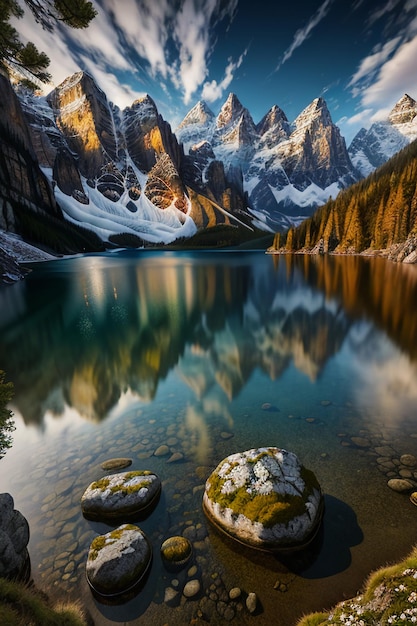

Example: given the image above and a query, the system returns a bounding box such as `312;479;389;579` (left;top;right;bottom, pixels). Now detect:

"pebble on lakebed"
202;447;323;552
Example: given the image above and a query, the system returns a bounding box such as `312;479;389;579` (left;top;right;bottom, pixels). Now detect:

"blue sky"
14;0;417;143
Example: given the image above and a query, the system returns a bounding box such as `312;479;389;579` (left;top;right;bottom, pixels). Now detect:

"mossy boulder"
202;447;323;552
86;524;151;596
81;470;161;521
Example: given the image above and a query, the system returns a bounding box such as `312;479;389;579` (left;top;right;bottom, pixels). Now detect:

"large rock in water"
0;493;30;579
86;524;151;596
202;447;323;552
81;470;161;521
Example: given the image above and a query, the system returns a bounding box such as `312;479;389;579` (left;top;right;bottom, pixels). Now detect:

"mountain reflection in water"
1;251;417;626
0;251;416;426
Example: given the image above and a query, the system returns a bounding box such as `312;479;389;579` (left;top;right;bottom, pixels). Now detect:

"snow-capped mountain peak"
293;97;332;132
216;92;251;129
388;93;417;125
349;93;417;177
256;104;289;136
175;91;356;231
176;100;214;129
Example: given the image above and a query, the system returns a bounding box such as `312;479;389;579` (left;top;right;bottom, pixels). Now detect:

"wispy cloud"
360;35;417;107
347;37;401;93
275;0;334;71
102;0;240;105
12;0;241;109
346;0;417;128
201;50;247;103
366;0;403;26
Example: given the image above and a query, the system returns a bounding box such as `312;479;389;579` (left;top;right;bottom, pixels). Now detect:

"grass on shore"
0;577;89;626
297;545;417;625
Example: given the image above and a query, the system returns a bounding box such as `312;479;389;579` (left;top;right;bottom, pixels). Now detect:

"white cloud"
346;1;417;135
171;0;240;105
201;51;247;103
103;0;172;79
360;35;417;106
276;0;334;70
10;9;79;89
347;37;401;88
171;0;213;104
12;0;241;111
344;108;374;126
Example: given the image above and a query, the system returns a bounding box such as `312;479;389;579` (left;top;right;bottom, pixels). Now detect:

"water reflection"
1;252;417;428
1;251;417;626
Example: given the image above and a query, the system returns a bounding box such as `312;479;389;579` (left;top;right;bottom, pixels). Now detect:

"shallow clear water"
1;250;417;625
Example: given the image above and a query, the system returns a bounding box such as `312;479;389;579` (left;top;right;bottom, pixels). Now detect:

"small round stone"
400;454;417;468
183;579;200;598
164;587;179;605
167;452;184;463
154;445;170;457
351;437;370;448
161;536;192;567
100;458;132;470
188;565;198;577
387;478;414;493
246;592;257;613
229;587;241;600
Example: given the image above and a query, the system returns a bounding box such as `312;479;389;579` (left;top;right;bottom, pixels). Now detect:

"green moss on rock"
203;447;323;551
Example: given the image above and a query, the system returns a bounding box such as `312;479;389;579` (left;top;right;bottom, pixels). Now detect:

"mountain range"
1;69;417;261
272;137;417;263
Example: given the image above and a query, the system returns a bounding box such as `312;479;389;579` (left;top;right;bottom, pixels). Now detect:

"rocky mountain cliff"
348;94;417;177
0;71;104;255
2;68;417;259
1;71;254;255
177;94;356;231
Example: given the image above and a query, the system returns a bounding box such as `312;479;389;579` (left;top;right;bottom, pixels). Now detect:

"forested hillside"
270;139;417;262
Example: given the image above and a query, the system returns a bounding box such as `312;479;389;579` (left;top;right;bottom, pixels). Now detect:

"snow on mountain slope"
177;93;355;230
349;94;417;177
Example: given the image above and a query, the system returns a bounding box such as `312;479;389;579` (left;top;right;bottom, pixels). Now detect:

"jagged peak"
395;93;416;107
256;104;289;135
53;70;97;94
388;93;417;125
177;100;214;129
216;92;254;130
293;96;332;129
217;93;243;119
131;94;157;109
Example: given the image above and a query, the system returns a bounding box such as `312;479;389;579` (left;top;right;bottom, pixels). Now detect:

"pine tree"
0;0;96;84
343;197;364;251
410;184;417;233
372;196;387;249
286;227;295;251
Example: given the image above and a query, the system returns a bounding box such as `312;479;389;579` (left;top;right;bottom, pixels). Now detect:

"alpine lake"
1;249;417;626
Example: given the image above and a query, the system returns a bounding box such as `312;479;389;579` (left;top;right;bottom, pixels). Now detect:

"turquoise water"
1;251;417;625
